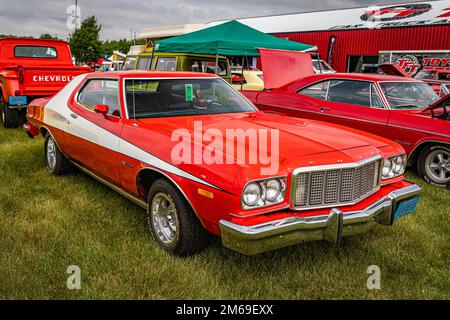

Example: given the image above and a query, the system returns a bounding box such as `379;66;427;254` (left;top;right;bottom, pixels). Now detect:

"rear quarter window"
297;81;329;100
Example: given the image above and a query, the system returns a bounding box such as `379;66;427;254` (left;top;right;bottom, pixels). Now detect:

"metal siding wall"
275;26;450;72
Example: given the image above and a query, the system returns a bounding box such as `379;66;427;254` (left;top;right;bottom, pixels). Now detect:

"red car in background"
242;72;450;188
380;63;450;97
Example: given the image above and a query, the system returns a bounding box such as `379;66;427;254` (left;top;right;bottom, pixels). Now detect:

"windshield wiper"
393;104;422;109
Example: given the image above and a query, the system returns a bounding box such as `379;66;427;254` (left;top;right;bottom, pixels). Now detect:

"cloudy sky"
0;0;421;40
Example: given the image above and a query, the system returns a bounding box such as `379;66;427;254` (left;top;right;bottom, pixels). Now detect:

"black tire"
417;144;450;188
146;178;209;256
44;134;72;175
1;96;19;129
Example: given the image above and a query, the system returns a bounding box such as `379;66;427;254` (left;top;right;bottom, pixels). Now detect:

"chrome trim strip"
71;161;147;209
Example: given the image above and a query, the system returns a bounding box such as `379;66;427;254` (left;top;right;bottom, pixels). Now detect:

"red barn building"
209;1;450;73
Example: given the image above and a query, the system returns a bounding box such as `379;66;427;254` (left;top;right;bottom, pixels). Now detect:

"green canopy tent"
154;20;315;57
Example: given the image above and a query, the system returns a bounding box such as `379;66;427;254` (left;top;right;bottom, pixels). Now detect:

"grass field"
0;126;448;300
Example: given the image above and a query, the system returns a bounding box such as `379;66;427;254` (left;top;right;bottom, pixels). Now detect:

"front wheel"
44;134;72;175
417;145;450;188
146;179;209;256
0;96;19;129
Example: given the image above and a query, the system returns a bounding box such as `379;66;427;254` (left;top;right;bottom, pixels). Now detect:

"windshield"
379;82;440;110
414;70;436;80
125;78;256;119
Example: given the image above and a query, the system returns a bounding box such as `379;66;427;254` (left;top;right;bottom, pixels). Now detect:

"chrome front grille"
291;156;381;210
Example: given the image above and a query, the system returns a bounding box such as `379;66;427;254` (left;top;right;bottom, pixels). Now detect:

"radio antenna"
132;78;136;123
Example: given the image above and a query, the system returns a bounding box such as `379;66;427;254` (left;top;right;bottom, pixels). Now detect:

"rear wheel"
146;179;209;256
44;134;72;175
0;96;19;129
417;145;450;188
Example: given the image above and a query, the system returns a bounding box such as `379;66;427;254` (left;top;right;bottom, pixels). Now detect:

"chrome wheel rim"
151;192;178;245
425;149;450;184
46;138;57;171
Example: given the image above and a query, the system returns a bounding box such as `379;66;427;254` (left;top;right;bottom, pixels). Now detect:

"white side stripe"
44;75;222;191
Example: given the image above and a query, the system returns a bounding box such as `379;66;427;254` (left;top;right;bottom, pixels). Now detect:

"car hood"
133;112;388;194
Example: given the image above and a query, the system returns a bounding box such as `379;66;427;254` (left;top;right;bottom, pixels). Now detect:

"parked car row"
2;38;445;256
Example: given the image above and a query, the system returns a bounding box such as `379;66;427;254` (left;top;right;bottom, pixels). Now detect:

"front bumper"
219;183;422;255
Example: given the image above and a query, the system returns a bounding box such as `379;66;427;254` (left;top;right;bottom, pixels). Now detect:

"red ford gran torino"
25;71;421;256
243;71;450;188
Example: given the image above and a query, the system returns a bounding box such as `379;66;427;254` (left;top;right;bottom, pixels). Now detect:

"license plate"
394;197;419;221
9;96;27;106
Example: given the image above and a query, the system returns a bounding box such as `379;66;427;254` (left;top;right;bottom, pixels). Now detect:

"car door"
65;78;124;184
317;79;390;137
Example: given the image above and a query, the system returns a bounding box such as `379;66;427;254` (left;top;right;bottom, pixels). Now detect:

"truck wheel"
417;144;450;188
0;96;19;129
44;134;71;175
146;178;209;256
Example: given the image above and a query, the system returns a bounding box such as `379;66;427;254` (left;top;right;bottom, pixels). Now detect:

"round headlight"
243;183;262;207
382;158;393;177
265;179;281;202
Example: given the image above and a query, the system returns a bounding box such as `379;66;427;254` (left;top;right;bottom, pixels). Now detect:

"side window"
78;79;121;117
136;57;151;70
201;61;227;76
297;81;329;100
371;84;385;109
190;60;227;76
438;73;450;81
123;57;136;70
328;80;371;107
156;57;176;71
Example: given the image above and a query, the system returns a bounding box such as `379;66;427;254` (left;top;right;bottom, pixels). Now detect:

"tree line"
1;16;146;64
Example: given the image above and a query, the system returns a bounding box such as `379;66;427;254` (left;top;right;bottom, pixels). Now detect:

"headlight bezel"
382;154;407;180
241;177;287;210
242;182;262;207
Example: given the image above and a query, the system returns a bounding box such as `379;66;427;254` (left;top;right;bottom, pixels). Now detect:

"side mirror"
94;104;109;116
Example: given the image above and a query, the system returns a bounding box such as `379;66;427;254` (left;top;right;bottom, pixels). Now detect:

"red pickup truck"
0;38;90;128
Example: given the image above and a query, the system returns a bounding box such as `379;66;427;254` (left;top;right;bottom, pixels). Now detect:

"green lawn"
0;126;448;300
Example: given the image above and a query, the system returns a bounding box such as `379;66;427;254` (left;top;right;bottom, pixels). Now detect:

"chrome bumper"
220;184;422;255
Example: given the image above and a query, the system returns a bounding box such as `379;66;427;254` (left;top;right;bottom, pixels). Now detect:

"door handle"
70;113;78;119
320;107;331;113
